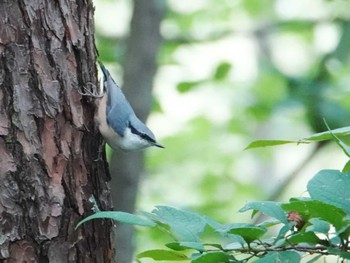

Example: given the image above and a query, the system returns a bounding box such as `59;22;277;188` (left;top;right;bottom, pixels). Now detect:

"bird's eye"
141;133;156;143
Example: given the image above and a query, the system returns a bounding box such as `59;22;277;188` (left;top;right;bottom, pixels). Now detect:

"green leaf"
274;222;295;244
254;251;301;263
166;242;188;251
177;81;200;93
243;0;274;17
282;200;346;230
166;241;204;251
204;243;223;250
306;126;350;142
257;220;281;229
307;170;350;215
287;231;323;245
148;206;207;242
75;211;155;229
225;224;266;244
213;62;232;80
239;201;288;224
224;234;247;247
245;126;350;150
306;218;330;234
327;248;350;259
329;235;341;245
204;216;229;234
191;251;231;263
136;249;188;261
337;222;350;238
342;160;350;173
180;242;204;251
324;121;350;157
245;140;298;150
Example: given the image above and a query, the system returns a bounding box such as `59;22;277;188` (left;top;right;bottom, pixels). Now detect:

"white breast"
117;127;151;151
94;95;150;151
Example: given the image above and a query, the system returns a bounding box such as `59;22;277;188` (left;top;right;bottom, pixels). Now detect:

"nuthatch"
84;62;164;151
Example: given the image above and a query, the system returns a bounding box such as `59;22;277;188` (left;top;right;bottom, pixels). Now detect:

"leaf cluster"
77;126;350;262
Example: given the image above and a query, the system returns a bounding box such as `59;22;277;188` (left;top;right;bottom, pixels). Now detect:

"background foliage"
94;0;350;261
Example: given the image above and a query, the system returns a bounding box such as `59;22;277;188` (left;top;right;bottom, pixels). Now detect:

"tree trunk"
0;1;112;262
109;0;166;262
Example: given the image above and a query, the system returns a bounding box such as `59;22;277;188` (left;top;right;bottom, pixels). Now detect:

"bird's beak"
153;142;165;148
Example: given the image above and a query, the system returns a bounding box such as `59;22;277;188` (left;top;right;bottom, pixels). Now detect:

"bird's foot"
79;82;104;98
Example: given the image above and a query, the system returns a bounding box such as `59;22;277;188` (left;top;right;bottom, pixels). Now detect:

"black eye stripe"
129;123;156;143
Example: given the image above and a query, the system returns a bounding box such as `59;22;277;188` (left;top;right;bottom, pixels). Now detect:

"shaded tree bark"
108;0;166;262
0;0;112;262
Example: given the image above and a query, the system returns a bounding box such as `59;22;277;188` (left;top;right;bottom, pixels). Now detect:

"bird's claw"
79;82;104;98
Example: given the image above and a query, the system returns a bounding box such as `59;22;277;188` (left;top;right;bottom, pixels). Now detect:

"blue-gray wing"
99;63;134;136
106;80;134;136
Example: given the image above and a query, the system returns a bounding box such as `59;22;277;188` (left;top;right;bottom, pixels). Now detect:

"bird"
84;62;164;151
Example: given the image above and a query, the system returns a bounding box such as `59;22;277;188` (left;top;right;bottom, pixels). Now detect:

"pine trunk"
0;1;112;262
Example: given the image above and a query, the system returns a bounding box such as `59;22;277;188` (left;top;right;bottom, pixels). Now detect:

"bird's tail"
97;61;109;95
97;61;123;111
98;61;109;81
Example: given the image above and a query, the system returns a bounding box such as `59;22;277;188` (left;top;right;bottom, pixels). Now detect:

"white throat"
117;127;151;151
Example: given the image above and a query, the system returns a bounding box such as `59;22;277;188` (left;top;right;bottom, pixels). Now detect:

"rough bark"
0;0;112;262
109;0;166;262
